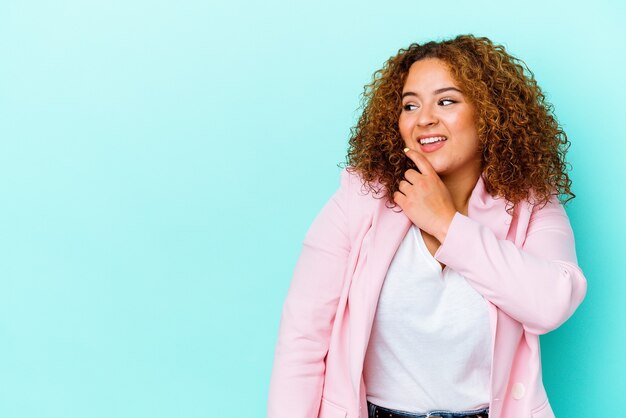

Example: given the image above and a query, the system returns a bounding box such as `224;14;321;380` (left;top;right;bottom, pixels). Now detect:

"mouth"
418;136;447;145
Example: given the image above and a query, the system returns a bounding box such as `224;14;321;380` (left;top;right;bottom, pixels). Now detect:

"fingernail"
403;147;410;153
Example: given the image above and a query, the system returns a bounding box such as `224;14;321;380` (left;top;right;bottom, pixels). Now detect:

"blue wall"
0;1;623;416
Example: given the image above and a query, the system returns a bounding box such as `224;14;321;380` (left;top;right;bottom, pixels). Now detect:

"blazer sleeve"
267;170;352;418
434;197;587;335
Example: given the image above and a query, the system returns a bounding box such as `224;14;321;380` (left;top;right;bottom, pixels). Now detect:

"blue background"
1;0;624;416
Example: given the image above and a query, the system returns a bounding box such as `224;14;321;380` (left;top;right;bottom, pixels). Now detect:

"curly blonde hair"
343;34;574;211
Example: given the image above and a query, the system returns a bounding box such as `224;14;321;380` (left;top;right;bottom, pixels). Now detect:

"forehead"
403;58;459;92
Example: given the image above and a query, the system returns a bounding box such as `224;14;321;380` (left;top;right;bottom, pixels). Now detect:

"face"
399;58;482;182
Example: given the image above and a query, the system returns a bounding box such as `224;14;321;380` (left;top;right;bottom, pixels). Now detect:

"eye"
439;98;457;106
402;103;418;111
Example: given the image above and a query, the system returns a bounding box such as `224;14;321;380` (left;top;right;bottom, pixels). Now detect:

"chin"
423;157;447;173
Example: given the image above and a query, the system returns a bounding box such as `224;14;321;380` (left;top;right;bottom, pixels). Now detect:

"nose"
416;105;438;127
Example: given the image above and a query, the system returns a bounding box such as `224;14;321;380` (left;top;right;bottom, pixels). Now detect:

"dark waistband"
367;401;489;418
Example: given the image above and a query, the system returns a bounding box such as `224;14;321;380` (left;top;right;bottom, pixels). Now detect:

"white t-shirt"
363;224;492;413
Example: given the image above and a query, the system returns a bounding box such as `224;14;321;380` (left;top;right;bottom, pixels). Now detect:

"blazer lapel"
348;199;411;389
467;175;512;241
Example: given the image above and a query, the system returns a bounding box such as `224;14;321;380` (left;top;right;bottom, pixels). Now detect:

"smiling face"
399;58;482;183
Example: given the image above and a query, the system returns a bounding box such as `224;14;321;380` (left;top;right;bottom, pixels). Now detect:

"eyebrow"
401;87;462;98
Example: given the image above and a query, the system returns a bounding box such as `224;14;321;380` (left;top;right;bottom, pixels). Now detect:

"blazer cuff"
434;212;476;266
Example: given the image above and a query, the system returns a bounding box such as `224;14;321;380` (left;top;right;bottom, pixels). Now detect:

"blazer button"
512;382;526;400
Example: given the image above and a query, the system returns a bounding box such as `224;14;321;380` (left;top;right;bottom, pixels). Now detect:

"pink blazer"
268;168;587;418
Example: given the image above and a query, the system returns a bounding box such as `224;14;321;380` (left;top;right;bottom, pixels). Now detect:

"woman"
268;35;586;418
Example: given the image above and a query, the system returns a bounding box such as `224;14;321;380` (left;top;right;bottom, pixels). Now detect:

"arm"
267;170;351;418
434;198;587;335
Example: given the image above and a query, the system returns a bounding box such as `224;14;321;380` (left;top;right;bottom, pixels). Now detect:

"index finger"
403;147;436;176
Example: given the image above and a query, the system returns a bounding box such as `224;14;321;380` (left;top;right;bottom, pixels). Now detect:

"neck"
440;171;481;216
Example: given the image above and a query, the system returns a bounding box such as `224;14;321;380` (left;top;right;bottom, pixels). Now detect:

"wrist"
435;211;456;244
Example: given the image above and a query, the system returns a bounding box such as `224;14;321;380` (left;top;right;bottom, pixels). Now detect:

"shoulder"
526;194;571;230
506;191;573;246
478;174;568;221
338;167;388;210
302;168;385;249
517;185;570;222
338;167;363;189
332;168;394;239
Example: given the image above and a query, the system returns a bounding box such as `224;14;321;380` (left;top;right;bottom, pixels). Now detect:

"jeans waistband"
367;401;489;418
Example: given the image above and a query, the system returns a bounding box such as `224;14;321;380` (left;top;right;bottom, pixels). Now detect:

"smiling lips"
418;135;448;152
419;135;447;145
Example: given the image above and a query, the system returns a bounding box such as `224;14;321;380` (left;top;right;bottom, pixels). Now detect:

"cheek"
449;112;478;142
459;110;478;134
398;114;412;139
